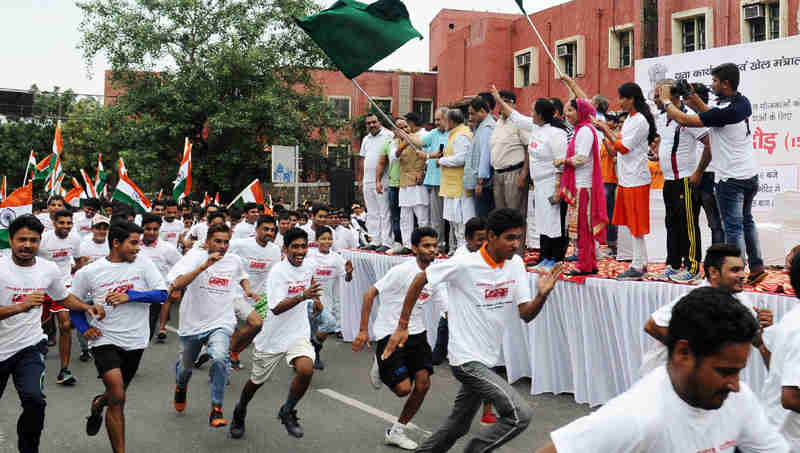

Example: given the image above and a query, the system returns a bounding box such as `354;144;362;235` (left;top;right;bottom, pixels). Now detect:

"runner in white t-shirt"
307;226;352;370
0;214;102;452
77;215;111;268
228;228;321;440
159;200;185;247
37;208;82;385
168;222;256;428
538;286;788;453
227;215;282;370
641;244;773;376
231;202;260;240
70;220;167;452
73;198;101;238
353;227;441;450
36;194;67;233
381;208;564;452
138;213;183;343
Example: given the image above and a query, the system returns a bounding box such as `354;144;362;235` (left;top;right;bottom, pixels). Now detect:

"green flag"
296;0;423;79
515;0;526;14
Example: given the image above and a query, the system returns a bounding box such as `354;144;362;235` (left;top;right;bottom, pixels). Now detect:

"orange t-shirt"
600;142;618;184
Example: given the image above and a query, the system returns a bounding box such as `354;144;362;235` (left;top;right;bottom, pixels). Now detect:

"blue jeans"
475;180;494;218
388;186;402;244
308;302;337;337
0;341;47;453
699;172;725;245
604;182;618;246
176;327;231;407
716;175;763;269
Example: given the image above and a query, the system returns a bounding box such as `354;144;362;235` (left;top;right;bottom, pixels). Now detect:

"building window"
328;96;351;121
742;1;784;42
554;35;584;78
373;98;392;116
514;47;538;88
671;8;713;54
608;25;633;69
519;52;532;86
328;144;352;169
413;99;433;123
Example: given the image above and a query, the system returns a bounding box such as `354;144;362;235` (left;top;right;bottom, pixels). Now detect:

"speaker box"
329;168;355;210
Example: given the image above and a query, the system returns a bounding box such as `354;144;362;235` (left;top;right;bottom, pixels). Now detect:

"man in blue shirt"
469;96;496;218
411;107;449;250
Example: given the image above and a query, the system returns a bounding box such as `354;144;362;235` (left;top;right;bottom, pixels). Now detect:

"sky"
0;0;568;97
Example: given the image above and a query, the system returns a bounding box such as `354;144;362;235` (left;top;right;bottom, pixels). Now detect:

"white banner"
271;145;296;184
635;36;800;215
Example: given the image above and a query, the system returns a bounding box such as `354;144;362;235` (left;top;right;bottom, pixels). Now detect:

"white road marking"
317;388;432;436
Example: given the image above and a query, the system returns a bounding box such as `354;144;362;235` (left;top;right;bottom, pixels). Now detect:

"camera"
670;79;693;97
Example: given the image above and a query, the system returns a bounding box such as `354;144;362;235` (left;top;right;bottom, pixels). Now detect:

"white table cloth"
340;250;797;406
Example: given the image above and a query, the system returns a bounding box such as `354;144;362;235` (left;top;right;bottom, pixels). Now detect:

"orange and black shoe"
174;385;188;412
231;351;241;370
209;406;227;428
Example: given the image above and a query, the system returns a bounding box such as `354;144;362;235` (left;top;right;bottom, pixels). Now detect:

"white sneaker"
385;425;418;451
369;358;382;390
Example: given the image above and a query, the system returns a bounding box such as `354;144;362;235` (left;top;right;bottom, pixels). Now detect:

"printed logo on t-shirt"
288;285;306;295
417;289;431;305
167;232;177;239
529;141;539;150
250;261;267;270
51;250;69;260
208;276;230;288
315;269;332;277
80;226;91;232
475;280;515;309
699;440;736;453
11;293;28;304
484;287;509;299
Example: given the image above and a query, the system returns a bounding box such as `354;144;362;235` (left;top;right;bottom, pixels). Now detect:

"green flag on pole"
515;0;526;13
295;0;423;79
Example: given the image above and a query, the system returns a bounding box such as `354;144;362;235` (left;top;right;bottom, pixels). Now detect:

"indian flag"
0;176;6;202
34;154;53;182
118;157;128;177
0;182;33;249
113;173;151;214
65;177;84;207
48;121;64;194
172;138;192;200
213;192;220;206
23;151;36;186
200;192;211;208
81;169;98;198
228;179;264;208
94;154;107;197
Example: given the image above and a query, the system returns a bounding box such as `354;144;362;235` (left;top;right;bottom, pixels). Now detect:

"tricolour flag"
0;182;33;249
295;0;422;79
228;179;265;208
172;138;192;200
48;121;64;194
94;154;107;198
23;151;36;186
118;157;128;177
34;154;53;182
0;176;6;202
81;169;98;198
201;192;211;208
53;173;65;196
213;192;220;206
113;173;151;214
65;177;84;207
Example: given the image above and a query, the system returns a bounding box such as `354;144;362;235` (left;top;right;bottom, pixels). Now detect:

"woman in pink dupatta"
555;98;608;275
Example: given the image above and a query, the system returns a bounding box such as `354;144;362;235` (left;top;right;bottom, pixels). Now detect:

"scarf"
560;98;608;242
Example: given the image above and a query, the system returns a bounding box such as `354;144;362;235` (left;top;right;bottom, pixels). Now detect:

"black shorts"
91;345;144;386
375;332;433;389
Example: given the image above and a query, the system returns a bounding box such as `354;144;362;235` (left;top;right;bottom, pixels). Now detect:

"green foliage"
76;0;344;200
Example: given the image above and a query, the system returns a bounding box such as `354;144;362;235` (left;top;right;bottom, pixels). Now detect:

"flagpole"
519;13;564;78
351;78;423;151
23;152;31;187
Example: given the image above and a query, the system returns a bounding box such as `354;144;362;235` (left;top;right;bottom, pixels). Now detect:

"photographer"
659;63;765;284
652;79;711;283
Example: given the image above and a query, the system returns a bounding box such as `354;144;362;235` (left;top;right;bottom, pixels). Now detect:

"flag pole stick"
22;153;30;187
519;12;565;79
351;78;423;151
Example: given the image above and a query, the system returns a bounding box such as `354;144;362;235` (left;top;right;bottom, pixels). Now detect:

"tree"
77;0;344;200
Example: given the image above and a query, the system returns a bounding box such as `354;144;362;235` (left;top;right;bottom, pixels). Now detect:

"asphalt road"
0;311;592;453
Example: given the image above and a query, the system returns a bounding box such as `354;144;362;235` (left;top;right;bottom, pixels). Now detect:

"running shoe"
157;330;167;343
86;394;105;436
57;368;77;385
616;266;647;281
174;385;188;412
278;406;304;438
231;351;241;370
209;406;227;428
651;265;679;282
312;340;325;370
194;351;211;368
230;403;247;439
670;270;701;284
79;351;92;362
385;425;418;450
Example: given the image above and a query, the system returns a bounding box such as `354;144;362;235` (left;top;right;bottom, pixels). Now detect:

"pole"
520;14;564;79
350;79;422;151
294;145;300;210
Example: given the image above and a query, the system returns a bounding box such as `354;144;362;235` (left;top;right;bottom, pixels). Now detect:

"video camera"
670;79;711;99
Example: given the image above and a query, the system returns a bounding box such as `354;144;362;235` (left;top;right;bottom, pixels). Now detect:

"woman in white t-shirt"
595;82;657;280
556;98;608;276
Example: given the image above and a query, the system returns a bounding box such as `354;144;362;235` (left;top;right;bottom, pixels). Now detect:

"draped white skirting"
340;250;797;406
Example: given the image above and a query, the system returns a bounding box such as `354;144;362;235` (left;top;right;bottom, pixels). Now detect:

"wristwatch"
663;100;673;108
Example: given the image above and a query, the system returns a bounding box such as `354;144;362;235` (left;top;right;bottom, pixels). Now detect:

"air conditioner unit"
556;44;573;57
516;52;532;66
744;4;765;20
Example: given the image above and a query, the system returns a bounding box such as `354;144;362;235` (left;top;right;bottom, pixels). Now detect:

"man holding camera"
660;63;765;284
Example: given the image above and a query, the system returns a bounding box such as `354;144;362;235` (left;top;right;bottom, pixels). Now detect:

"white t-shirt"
303;223;333;248
78;237;109;264
35;213;53;232
640;283;755;376
274;232;284;249
255;259;315;354
232;221;256;240
360;128;394;185
425;249;532;367
571;126;599;189
333;226;358;252
308;249;346;315
698;95;759;182
38;229;81;279
551;365;788;453
138;241;182;279
167;248;247;336
73;211;93;238
373;259;446;340
528;123;567;183
228;238;281;295
188;222;208;243
71;256;167;350
159;219;185;247
617;112;652;188
0;256;69;362
656;111;709;180
762;305;800;450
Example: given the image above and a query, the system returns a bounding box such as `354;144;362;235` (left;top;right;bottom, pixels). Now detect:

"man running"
35;195;66;232
38;209;82;385
70;220;167;453
382;208;563;452
232;202;260;240
353;227;443;450
307;226;352;368
275;211;291;248
301;204;331;247
227;215;281;369
0;215;103;453
536;287;788;453
159;200;184;248
73;198;101;238
229;227;320;440
138;213;182;343
75;214;111;362
168;223;256;427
